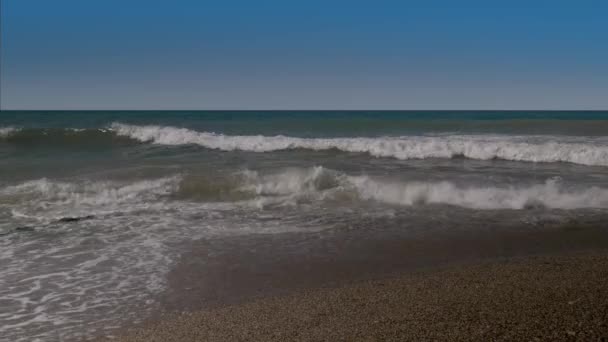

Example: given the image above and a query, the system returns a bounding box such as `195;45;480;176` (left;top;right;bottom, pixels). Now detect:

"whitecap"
110;123;608;166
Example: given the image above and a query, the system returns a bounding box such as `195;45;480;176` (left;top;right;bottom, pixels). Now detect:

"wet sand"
114;251;608;341
103;220;608;342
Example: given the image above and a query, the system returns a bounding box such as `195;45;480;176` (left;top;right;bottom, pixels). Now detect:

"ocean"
1;111;608;341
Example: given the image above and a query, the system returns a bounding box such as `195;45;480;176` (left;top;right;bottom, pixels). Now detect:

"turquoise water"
1;110;608;341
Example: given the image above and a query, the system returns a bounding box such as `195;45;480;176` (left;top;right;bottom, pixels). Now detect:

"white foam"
0;177;184;342
239;166;343;196
349;176;608;210
0;126;18;138
110;123;608;166
3;169;608;213
231;167;608;210
1;176;181;218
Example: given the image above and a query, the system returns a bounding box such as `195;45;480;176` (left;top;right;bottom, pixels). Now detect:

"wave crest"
0;127;18;138
110;123;608;166
177;167;608;210
3;124;607;166
1;176;181;223
349;176;608;210
2;169;608;213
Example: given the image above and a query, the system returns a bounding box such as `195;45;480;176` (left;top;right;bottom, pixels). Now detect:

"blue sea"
1;111;608;341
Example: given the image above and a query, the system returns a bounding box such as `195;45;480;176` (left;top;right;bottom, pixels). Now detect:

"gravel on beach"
112;251;608;342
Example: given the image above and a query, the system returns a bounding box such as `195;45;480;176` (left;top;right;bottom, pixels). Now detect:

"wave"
181;167;608;209
0;127;18;138
2;124;607;166
349;176;608;210
110;123;608;166
233;167;608;210
1;176;179;203
2;169;608;214
0;177;181;224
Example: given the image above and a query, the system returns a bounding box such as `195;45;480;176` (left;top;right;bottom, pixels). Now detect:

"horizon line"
2;109;608;112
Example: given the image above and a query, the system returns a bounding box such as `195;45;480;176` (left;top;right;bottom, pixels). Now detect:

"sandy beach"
108;222;608;342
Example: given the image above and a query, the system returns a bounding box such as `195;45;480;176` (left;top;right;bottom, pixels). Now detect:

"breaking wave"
0;126;18;138
110;123;608;166
3;168;608;213
234;167;608;210
0;176;181;225
348;175;608;210
2;124;607;166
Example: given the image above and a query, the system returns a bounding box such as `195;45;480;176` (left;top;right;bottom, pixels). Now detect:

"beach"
113;251;608;341
107;220;608;342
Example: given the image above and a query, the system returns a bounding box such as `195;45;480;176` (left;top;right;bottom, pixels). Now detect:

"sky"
1;0;607;110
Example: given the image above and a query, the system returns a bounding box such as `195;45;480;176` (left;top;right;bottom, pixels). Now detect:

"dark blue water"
2;110;608;136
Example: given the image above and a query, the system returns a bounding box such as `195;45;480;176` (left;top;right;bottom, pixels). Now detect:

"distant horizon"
2;109;608;112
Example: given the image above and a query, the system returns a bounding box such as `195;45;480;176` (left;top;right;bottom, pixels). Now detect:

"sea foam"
234;166;608;210
348;175;608;210
0;126;18;138
4;169;607;213
110;123;608;166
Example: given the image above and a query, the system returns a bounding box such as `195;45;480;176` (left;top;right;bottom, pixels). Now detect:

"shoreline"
111;250;608;341
105;222;608;341
160;220;608;311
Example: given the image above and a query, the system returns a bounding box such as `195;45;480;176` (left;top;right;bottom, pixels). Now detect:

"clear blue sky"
1;0;607;110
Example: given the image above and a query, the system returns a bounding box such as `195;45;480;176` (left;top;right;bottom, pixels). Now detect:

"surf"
3;124;607;167
110;123;608;167
4;168;608;214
